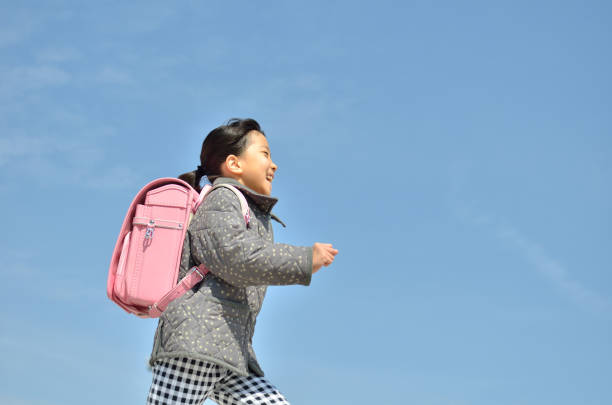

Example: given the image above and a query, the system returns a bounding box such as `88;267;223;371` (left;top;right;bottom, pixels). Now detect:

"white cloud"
0;135;53;165
0;48;139;191
0;133;93;164
91;165;141;190
0;396;59;405
0;9;37;48
449;165;610;313
496;224;610;312
1;259;99;303
35;47;80;63
0;65;71;92
118;3;177;34
96;66;134;85
0;117;138;190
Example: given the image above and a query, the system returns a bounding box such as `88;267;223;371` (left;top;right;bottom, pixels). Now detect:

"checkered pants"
147;357;291;405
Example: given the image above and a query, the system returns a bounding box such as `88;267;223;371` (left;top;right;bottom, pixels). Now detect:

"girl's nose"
271;161;278;172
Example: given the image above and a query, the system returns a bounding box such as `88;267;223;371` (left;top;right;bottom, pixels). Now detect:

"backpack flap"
107;177;198;316
107;178;251;318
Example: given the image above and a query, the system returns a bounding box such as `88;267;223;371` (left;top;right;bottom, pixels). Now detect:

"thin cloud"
0;65;71;92
496;224;610;312
1;260;99;303
0;134;53;166
0;396;59;405
0;53;137;191
95;66;134;85
0;133;139;190
449;163;610;313
0;9;37;48
35;46;81;63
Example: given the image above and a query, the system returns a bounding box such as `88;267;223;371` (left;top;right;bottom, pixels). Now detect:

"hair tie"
196;165;206;177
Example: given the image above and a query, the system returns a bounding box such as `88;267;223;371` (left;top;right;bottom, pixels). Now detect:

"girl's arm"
188;187;313;288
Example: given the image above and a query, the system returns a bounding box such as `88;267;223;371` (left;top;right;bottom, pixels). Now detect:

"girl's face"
236;131;277;195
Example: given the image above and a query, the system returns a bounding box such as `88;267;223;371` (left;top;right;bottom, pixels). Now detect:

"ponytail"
178;169;205;193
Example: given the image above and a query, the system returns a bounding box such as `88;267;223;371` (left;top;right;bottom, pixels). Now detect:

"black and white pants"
147;357;291;405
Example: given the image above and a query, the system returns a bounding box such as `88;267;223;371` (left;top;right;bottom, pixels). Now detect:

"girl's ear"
224;154;243;175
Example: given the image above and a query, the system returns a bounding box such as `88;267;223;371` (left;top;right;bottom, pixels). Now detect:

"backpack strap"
195;183;251;227
148;264;209;317
147;183;251;317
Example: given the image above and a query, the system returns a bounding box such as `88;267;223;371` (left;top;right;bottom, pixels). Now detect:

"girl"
147;118;338;405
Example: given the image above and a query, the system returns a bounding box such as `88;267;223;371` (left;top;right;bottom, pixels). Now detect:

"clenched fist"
312;243;339;274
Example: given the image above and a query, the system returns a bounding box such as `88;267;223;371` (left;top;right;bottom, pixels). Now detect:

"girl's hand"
312;243;339;274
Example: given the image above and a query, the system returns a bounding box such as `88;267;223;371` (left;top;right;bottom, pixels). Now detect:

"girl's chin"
251;183;271;196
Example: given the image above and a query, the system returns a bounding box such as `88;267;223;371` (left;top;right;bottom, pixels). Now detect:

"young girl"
147;118;338;405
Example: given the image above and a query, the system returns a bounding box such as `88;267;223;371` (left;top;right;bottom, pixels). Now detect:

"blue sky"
1;1;611;404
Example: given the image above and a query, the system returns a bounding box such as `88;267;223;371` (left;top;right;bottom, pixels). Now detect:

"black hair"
178;118;264;192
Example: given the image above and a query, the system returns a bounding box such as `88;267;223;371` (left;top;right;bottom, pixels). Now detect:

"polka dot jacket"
149;177;313;377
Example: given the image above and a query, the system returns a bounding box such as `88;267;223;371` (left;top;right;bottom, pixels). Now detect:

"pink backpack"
107;177;250;318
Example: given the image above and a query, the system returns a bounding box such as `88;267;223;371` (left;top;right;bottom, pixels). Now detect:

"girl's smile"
234;131;277;196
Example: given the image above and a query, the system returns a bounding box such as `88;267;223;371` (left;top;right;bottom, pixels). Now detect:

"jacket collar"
212;178;284;225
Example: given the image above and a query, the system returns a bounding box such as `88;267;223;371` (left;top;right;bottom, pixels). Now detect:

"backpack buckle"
145;220;155;240
192;266;206;279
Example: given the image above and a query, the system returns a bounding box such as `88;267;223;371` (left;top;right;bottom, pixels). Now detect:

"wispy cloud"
95;66;134;85
0;134;53;166
0;60;138;190
0;133;139;190
0;64;71;95
0;8;38;48
35;46;81;63
449;162;610;313
0;258;100;303
0;396;59;405
1;25;139;191
495;224;610;312
0;4;77;50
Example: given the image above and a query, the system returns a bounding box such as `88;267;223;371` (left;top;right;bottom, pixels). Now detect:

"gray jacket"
149;177;313;376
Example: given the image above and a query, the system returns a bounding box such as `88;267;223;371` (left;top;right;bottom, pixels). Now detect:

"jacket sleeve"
188;187;313;288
